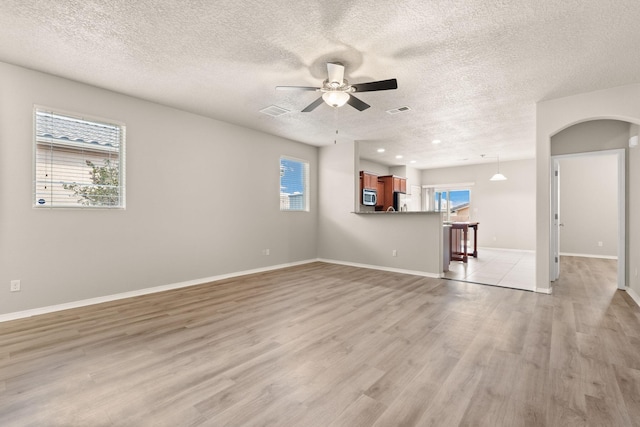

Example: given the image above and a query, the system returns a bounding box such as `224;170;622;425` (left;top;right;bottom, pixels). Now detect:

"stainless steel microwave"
362;189;377;206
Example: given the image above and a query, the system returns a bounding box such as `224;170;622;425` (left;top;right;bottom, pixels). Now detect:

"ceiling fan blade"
351;78;398;92
276;86;320;91
301;97;324;112
327;62;345;84
346;95;370;111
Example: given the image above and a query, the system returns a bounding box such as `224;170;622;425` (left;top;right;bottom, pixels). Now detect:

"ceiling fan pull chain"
334;107;339;144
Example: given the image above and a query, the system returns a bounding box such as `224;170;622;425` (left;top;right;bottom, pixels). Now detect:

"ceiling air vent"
260;105;290;117
386;106;411;115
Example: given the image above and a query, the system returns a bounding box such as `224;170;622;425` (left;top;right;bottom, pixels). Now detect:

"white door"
550;159;560;281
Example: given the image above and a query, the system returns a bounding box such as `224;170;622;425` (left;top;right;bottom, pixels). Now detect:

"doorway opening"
550;149;625;290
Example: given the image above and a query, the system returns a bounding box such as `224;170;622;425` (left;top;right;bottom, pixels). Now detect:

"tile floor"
444;247;536;291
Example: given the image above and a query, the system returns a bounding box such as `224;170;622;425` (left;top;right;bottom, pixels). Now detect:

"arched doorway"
535;83;640;297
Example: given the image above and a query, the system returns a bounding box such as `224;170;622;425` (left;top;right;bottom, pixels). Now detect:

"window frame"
279;156;309;212
424;182;474;221
33;106;126;209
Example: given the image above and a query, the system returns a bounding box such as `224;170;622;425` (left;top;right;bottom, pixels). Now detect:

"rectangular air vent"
260;105;290;117
386;106;412;115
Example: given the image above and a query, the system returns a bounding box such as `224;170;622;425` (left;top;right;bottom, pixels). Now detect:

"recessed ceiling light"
432;139;442;144
377;148;385;153
410;160;417;164
395;155;403;159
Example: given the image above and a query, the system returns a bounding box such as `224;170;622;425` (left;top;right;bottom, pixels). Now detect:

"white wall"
421;159;536;251
0;61;318;316
557;154;618;258
536;83;640;296
318;142;443;276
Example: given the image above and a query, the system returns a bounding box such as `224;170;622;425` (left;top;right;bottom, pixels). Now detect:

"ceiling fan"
276;62;398;112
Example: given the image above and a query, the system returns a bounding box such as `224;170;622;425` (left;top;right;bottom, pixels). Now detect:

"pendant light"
490;155;507;181
482;154;507;181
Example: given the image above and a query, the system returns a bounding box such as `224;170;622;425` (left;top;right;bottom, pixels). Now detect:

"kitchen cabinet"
359;171;378;190
377;175;407;211
392;176;406;193
376;180;386;209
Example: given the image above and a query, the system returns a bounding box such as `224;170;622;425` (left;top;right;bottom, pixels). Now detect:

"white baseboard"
560;252;618;260
0;259;318;323
626;287;640;308
477;247;535;254
534;286;553;295
318;258;441;279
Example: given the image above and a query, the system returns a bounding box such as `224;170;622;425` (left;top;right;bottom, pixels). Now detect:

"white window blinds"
280;157;309;211
34;108;125;208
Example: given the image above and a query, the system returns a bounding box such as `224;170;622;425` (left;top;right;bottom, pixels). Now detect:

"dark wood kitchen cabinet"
377;175;407;211
359;171;378;190
378;175;407;193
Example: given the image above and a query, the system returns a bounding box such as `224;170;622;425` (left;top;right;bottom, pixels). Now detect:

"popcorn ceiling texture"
1;0;640;169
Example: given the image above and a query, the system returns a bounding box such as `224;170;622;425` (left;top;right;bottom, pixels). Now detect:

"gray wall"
557;154;618;258
551;119;631;155
359;159;389;176
0;62;318;315
318;142;443;276
631;131;640;291
421;159;536;251
389;165;422;194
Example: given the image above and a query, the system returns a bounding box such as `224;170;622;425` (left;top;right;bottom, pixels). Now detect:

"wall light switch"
10;280;20;292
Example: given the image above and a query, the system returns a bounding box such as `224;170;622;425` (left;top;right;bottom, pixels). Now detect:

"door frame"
550;148;626;289
550;159;560;281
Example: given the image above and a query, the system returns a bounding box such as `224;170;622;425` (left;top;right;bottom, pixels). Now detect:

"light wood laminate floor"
1;257;640;426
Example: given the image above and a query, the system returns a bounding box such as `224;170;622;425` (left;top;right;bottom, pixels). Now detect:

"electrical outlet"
392;249;397;257
598;241;603;247
263;249;270;256
10;280;20;292
635;268;638;277
493;236;497;241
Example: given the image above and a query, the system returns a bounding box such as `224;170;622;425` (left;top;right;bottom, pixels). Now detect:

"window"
425;184;472;221
34;108;125;208
435;189;471;221
280;157;309;211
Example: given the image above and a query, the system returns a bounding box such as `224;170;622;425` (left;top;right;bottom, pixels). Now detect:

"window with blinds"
34;108;125;208
280;157;309;211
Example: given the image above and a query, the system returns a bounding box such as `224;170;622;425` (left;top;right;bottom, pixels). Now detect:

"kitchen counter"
353;210;442;214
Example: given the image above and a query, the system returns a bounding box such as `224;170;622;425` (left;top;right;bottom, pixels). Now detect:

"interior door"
550;159;560;281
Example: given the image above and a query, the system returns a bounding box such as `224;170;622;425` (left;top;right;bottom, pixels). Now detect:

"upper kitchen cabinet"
379;175;406;193
377;175;407;211
360;171;378;190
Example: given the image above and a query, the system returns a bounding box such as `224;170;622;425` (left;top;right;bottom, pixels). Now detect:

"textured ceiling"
2;0;640;169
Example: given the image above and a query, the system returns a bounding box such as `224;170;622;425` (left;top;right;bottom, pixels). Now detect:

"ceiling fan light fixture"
322;91;350;108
